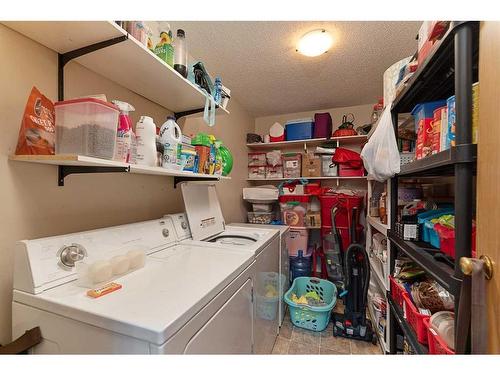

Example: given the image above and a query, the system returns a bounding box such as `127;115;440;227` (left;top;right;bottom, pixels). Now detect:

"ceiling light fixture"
296;29;333;57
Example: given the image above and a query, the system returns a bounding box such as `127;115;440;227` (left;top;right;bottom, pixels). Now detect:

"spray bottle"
112;100;135;163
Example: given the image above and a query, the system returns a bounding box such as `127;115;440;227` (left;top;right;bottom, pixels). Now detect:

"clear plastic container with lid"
55;98;119;160
279;195;309;227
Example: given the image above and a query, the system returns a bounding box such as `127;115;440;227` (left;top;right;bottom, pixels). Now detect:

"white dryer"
12;218;255;354
165;182;281;353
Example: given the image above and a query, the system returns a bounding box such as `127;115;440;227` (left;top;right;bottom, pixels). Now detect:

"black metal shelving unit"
388;21;479;355
387;294;428;354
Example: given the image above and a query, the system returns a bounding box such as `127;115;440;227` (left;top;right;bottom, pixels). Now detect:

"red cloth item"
332;148;363;169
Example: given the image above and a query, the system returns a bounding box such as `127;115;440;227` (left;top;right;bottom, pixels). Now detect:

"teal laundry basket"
284;277;337;332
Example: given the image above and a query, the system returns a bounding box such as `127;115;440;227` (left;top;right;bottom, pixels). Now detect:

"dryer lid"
180;182;225;241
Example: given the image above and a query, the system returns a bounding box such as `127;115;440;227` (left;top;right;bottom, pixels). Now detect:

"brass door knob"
460;255;494;280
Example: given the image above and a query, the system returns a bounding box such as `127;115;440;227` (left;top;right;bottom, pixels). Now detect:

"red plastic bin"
434;222;476;259
423;317;455;355
321;225;363;253
403;292;429;344
389;275;407;309
319;192;363;228
338;164;364;177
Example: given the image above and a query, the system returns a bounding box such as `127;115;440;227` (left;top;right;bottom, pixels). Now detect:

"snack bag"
15;87;55;155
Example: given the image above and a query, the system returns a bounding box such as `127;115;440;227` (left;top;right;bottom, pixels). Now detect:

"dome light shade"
296;29;333;57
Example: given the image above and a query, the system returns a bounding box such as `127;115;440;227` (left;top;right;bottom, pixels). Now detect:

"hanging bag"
360;107;400;181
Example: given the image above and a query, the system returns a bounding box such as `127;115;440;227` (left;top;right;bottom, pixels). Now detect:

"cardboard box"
302;152;321;177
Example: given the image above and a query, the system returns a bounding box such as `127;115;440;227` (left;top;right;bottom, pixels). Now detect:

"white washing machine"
164;182;281;353
12;218;256;354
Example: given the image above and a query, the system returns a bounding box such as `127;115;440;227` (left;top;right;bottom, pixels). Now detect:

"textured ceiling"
169;21;421;116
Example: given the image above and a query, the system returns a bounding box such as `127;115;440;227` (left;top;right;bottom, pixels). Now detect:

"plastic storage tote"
55;98;119;159
248;152;267;166
248;166;266;179
265;164;283;179
434;222;476;259
321;155;338;176
423;317;455;355
285;119;315;141
255;272;286;321
417;209;454;243
247;211;273;224
284;277;337;332
389;275;406;309
285;227;309;257
338;163;364;177
279;195;308;227
402;292;429;344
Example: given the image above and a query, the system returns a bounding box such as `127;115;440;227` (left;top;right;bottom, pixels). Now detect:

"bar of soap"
127;250;145;269
88;260;112;284
111;255;130;275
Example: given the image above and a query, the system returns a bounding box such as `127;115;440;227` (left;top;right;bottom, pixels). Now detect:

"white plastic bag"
361;107;400;182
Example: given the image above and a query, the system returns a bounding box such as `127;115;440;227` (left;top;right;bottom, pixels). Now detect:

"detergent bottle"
112;100;135;163
135;116;157;167
191;133;211;174
159;116;182;169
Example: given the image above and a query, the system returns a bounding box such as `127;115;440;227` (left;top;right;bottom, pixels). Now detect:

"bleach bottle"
159;116;182;169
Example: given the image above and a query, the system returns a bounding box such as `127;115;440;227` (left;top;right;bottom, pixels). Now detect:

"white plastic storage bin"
55;98;119;159
321;155;338;176
247;211;273;224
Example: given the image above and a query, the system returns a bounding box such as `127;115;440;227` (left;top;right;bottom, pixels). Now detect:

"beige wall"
0;24;252;343
254;103;374;136
254;104;373;191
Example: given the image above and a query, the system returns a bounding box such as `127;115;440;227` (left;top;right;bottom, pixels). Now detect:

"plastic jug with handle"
159;116;182;169
135;116;157;167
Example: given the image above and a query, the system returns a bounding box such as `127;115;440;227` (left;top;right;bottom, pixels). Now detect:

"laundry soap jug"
159;116;182;169
112;100;135;163
192;133;211;174
135;116;157;166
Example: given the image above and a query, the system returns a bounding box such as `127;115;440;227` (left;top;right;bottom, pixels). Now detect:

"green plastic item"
191;132;211;147
219;144;233;176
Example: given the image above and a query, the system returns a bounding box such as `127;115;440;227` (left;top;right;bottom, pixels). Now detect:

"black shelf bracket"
173;176;220;188
174;104;221;120
58;34;128;101
58;165;130;186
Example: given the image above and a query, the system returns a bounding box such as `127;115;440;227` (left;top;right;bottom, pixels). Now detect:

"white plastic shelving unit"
366;178;392;354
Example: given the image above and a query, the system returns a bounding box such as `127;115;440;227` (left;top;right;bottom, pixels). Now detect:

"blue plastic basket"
418;209;454;244
284;277;337;332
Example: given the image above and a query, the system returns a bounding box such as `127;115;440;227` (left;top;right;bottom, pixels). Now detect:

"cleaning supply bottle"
135;116;157;167
191;133;212;174
112;100;135;163
174;29;188;78
159;116;182;169
214;77;222;105
154;27;174;67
